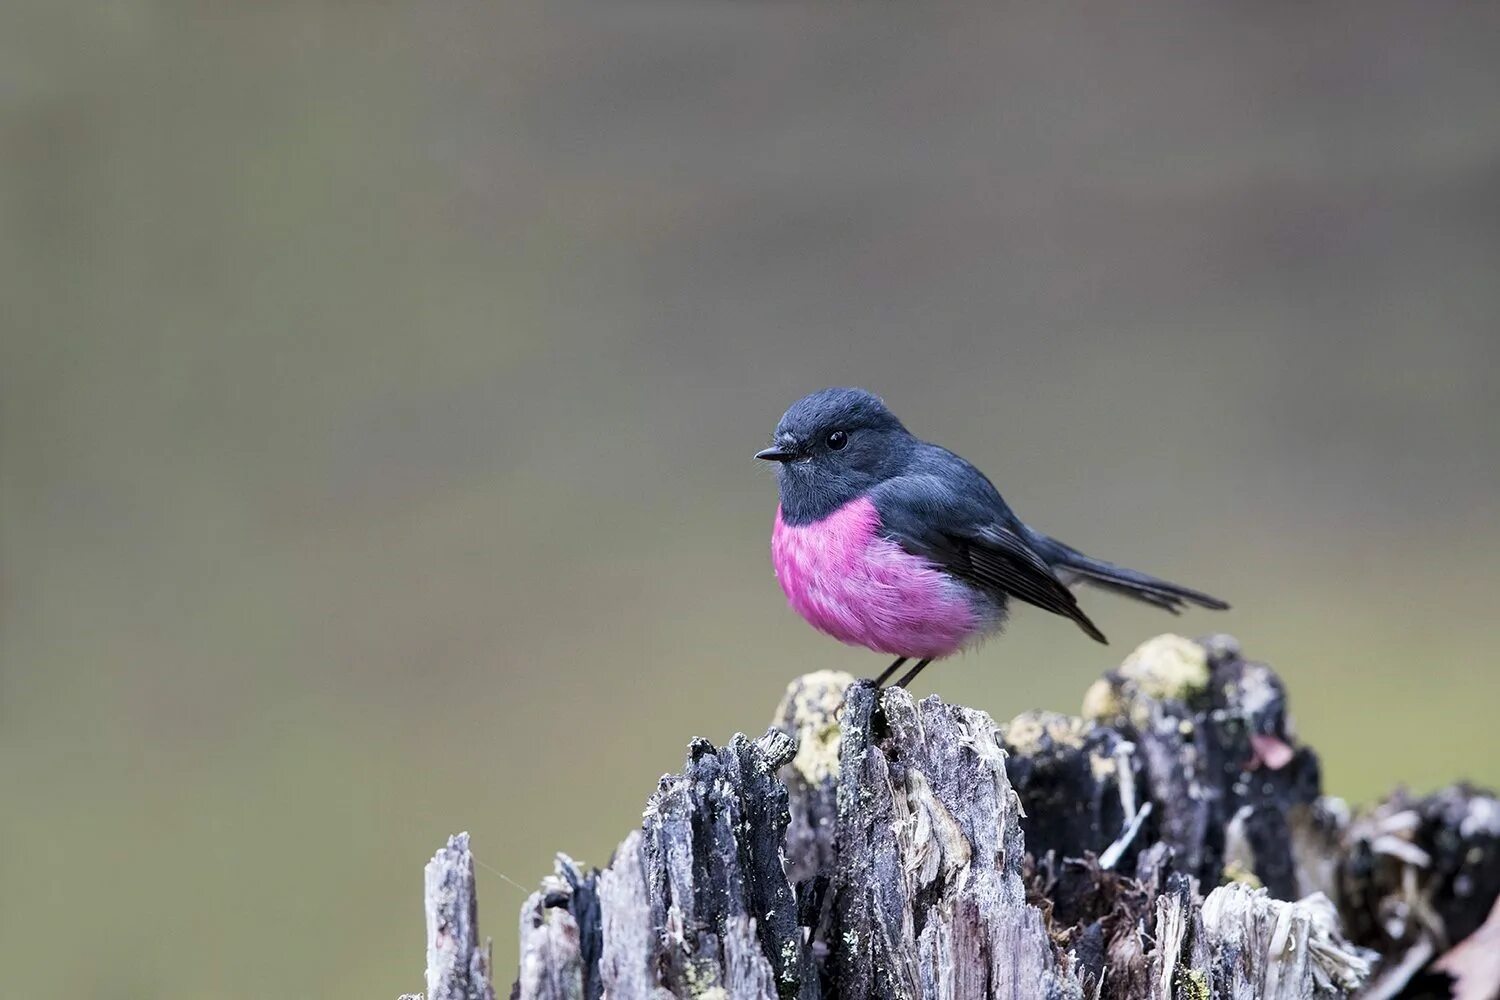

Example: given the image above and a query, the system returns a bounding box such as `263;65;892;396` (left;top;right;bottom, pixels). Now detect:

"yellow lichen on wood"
1221;859;1263;889
1118;633;1210;701
775;670;855;784
1003;709;1089;755
1181;968;1211;1000
1081;677;1122;722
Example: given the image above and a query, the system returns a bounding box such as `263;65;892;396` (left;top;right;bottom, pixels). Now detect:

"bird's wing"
870;474;1109;644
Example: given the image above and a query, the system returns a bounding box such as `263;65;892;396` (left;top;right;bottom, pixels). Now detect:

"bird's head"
757;387;915;522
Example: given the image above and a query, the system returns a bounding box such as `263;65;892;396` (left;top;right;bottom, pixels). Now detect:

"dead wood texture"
405;634;1500;1000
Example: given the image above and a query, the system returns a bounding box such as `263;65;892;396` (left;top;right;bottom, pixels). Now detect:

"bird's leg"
872;657;907;688
894;658;933;689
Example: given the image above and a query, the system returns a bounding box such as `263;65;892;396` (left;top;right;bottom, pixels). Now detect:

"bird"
757;387;1227;689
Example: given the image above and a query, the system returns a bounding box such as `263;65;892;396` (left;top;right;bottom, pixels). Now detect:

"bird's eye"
825;430;848;451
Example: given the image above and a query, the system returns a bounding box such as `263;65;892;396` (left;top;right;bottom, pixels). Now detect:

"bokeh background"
5;3;1499;997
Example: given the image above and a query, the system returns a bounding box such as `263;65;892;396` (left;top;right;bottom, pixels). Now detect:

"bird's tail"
1026;530;1230;615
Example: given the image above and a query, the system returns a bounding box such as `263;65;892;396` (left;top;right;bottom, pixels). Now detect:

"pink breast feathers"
771;498;989;659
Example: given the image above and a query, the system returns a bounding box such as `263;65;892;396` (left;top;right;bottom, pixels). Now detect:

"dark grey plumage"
759;387;1227;645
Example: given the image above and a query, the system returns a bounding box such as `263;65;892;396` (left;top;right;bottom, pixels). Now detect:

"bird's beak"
755;444;797;462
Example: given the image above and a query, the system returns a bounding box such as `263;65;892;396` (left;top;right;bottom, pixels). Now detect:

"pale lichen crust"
774;669;856;785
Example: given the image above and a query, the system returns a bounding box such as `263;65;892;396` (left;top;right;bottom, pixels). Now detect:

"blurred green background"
4;3;1499;997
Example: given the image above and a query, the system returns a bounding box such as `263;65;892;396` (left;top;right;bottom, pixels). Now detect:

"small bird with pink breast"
758;387;1228;689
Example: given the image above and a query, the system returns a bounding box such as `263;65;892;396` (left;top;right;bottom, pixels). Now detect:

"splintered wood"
409;635;1500;999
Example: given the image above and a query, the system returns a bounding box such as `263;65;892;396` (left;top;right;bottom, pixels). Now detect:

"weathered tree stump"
404;634;1500;999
